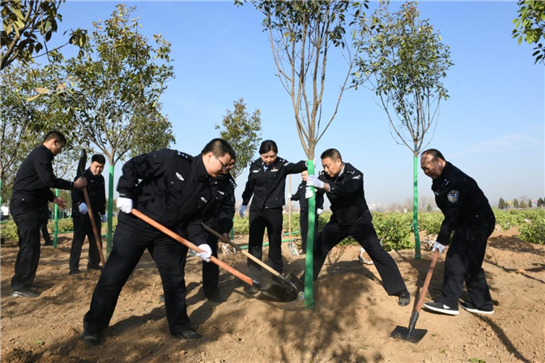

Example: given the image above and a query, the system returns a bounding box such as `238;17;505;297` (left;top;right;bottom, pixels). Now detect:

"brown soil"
1;230;544;363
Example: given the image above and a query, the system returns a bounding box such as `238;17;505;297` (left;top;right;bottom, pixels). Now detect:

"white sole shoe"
461;302;494;315
423;302;459;315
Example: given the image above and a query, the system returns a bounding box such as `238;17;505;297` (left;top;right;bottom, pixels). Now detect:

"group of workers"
7;130;496;346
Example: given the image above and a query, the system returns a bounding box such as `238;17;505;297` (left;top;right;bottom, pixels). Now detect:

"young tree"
247;0;368;308
353;1;453;258
528;199;533;208
513;198;520;209
519;200;528;209
498;197;507;209
512;0;545;64
1;0;87;70
426;204;432;212
538;197;544;207
61;4;175;254
215;98;262;180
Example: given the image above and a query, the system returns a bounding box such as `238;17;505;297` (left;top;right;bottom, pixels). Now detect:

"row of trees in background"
498;197;545;209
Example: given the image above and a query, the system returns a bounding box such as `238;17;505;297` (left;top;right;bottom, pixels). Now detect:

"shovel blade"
257;283;298;302
391;326;427;343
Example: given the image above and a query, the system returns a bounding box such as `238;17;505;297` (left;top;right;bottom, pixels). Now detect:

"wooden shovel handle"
414;249;440;313
131;209;254;286
82;188;105;266
202;223;282;278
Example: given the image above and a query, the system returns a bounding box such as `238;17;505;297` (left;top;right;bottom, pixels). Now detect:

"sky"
47;0;544;209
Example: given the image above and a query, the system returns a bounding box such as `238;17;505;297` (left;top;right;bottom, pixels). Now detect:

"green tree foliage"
528;199;533;208
353;1;453;258
498;197;507;209
249;0;368;158
520;199;528;208
1;0;88;70
59;4;174;253
514;198;520;209
426;203;432;212
537;197;544;207
129;103;175;157
512;0;545;64
215;98;262;180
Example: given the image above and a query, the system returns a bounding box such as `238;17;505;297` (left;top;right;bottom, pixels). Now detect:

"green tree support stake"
53;188;59;248
413;155;421;259
304;161;316;309
107;165;115;257
0;178;3;241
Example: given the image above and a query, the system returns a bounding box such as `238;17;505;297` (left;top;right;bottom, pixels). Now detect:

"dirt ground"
1;228;544;363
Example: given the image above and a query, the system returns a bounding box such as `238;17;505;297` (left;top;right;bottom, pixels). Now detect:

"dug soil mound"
1;230;544;363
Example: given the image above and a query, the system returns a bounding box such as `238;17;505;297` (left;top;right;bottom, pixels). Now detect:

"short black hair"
421;149;445;161
320;148;342;161
202;138;236;160
43;131;67;145
91;154;106;164
259;140;278;155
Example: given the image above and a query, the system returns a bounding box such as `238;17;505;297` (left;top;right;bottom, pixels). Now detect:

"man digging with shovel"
81;139;236;345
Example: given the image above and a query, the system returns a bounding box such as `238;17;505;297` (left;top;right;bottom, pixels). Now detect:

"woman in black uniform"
239;140;307;291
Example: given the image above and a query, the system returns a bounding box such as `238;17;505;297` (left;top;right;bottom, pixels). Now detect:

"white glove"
197;244;212;262
286;193;292;200
317;208;323;215
305;187;313;199
239;205;247;218
307;175;325;189
101;214;107;223
78;203;88;215
432;241;446;254
117;197;133;214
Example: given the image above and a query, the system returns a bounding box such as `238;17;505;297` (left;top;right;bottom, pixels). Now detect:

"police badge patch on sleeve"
447;190;459;203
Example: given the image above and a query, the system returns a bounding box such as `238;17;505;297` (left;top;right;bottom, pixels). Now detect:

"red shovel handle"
414;249;440;313
130;209;255;287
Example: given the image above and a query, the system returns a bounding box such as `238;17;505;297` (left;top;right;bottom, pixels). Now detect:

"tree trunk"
107;165;115;257
413;155;421;259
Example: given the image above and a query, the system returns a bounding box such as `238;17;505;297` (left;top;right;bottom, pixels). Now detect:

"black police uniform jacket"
72;168;106;217
202;173;237;235
318;162;370;228
432;162;494;245
12;145;73;206
117;149;212;242
291;180;324;212
241;157;307;210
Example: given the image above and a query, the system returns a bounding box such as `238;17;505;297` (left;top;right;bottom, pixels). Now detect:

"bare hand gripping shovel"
391;249;440;343
131;209;297;302
78;150;105;266
202;223;304;301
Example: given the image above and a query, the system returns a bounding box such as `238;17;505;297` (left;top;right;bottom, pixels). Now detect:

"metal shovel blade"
256;272;304;302
391;325;427;343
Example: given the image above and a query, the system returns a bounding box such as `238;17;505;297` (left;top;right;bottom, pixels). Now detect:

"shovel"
202;223;304;301
391;249;440;343
77;150;105;266
130;209;297;302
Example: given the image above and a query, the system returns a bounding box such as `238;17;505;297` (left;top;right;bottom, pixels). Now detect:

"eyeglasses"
215;155;234;171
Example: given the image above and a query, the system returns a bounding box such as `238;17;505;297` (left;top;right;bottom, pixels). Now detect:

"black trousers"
41;222;52;245
247;207;283;279
70;214;102;271
313;213;407;296
83;216;191;336
438;215;495;310
10;196;46;291
299;209;319;253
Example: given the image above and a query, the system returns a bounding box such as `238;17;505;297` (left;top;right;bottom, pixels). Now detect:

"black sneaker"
244;285;259;295
423;301;459;315
174;329;202;340
205;293;227;303
69;269;82;275
81;331;98;345
396;290;411;307
11;290;39;298
461;301;494;315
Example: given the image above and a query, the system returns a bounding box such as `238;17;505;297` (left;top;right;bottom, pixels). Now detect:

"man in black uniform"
288;170;324;254
307;148;411;306
9;131;87;297
199;170;237;302
239;140;307;287
81;139;236;345
421;149;495;315
69;154;106;275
